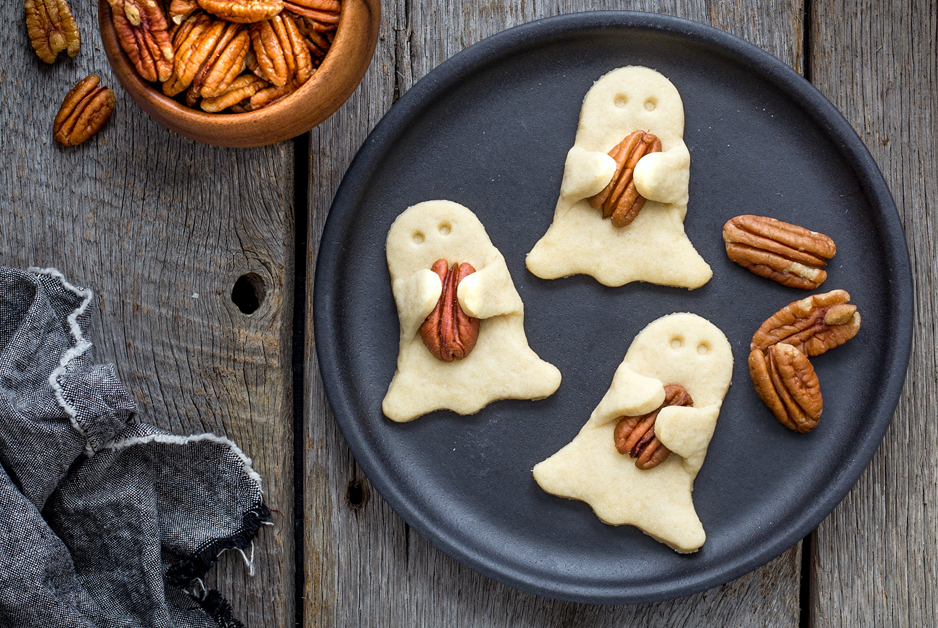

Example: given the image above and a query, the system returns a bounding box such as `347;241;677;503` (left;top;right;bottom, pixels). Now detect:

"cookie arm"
654;405;720;473
633;140;691;205
559;146;618;201
588;364;666;427
456;256;523;319
392;268;443;337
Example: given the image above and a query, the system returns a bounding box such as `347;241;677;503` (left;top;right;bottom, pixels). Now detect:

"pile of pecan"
748;290;861;432
106;0;340;113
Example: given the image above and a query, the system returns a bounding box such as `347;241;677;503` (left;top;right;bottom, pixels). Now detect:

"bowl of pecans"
98;0;380;147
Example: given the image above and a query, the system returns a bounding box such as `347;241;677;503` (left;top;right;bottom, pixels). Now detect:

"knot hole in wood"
346;479;369;510
232;272;267;314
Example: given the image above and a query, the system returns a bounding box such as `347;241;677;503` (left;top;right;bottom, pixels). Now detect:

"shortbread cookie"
383;200;562;422
526;66;712;288
533;313;732;552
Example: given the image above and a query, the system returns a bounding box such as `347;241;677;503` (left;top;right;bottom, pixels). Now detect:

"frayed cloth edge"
100;432;264;489
166;503;271;587
191;590;246;628
28;267;96;456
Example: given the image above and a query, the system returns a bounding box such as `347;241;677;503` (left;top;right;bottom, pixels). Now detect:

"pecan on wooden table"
53;75;116;146
25;0;80;64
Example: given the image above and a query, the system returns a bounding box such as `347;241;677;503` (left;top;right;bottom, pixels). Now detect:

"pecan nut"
248;16;293;86
291;13;334;64
588;130;662;228
109;0;175;83
168;0;201;24
419;260;480;362
749;343;822;433
751;289;861;357
283;0;339;24
188;23;251;102
724;215;837;289
200;73;266;111
197;0;283;23
614;384;693;470
25;0;81;64
53;75;116;147
249;82;294;110
164;13;225;96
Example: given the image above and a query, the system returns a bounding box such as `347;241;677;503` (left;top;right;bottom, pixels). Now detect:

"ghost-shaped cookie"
533;313;732;552
526;66;712;288
383;200;562;422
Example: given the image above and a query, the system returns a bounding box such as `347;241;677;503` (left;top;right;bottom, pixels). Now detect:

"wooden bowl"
98;0;380;147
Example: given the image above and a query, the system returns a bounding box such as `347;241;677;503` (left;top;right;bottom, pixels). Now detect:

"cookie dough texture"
383;200;562;422
533;313;733;552
526;66;712;288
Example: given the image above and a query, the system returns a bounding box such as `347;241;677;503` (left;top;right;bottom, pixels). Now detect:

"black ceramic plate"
314;12;913;603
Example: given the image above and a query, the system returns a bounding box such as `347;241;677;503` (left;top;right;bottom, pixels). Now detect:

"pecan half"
109;0;175;83
53;75;116;147
614;384;693;470
282;13;312;83
749;343;822;433
249;81;294;109
168;0;200;24
200;73;266;111
164;13;223;96
197;0;283;23
188;23;250;102
751;289;861;357
291;13;333;63
724;215;836;289
25;0;80;64
419;260;480;362
249;16;290;86
588;130;662;228
283;0;339;23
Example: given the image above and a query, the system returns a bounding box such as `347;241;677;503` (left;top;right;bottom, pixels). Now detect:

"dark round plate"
314;12;912;603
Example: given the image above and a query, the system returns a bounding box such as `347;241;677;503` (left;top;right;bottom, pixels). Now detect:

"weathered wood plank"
808;2;937;626
305;1;805;626
0;3;295;627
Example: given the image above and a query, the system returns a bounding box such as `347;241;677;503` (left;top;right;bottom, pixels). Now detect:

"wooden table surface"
2;0;935;626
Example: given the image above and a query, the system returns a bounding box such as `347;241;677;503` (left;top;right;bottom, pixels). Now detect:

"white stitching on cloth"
28;267;96;456
100;432;264;489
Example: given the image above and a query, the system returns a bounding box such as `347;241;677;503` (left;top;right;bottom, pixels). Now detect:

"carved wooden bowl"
98;0;381;147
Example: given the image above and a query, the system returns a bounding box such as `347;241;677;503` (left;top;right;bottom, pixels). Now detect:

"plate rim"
313;10;914;603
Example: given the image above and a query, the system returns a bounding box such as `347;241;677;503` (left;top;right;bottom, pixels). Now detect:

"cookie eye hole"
670;336;684;349
614;94;628;108
413;232;424;244
438;223;451;235
697;342;711;355
644;98;657;111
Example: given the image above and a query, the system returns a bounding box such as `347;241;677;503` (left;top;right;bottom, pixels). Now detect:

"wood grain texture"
0;2;295;627
808;1;937;626
305;1;805;626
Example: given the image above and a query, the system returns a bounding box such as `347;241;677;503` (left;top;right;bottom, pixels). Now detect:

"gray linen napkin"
0;267;270;628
